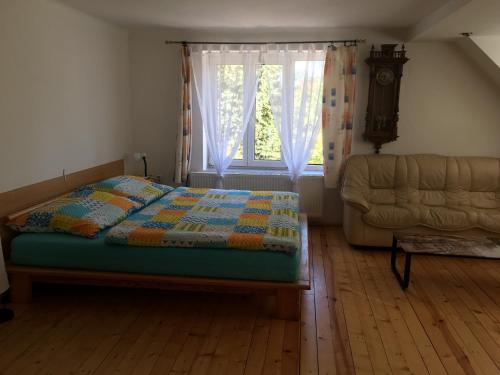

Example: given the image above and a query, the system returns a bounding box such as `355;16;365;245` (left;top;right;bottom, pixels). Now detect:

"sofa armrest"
341;189;370;213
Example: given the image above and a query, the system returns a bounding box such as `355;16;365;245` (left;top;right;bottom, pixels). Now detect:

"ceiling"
410;0;500;40
60;0;450;30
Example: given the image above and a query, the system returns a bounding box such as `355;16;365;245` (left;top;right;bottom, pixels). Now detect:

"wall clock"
363;44;408;153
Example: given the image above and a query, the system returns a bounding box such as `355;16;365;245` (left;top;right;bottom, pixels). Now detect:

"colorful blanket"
106;187;300;253
8;190;139;238
79;175;173;205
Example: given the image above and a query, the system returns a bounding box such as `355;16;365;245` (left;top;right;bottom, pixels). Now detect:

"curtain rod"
165;39;365;46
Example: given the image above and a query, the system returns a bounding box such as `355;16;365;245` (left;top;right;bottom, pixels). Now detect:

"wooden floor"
1;226;500;374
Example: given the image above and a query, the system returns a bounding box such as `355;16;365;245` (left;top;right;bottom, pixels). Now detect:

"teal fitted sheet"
10;230;301;282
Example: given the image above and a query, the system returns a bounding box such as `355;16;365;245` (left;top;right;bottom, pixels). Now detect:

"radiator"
189;172;323;218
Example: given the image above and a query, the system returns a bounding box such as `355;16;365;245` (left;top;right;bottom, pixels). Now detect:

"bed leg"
9;274;32;303
275;289;301;321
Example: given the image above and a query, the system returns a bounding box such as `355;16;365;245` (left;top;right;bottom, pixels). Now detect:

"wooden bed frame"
0;160;310;321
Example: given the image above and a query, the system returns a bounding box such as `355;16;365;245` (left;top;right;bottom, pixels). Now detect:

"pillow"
82;175;173;205
7;190;140;238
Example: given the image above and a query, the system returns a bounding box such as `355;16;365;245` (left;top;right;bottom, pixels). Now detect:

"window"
207;50;325;170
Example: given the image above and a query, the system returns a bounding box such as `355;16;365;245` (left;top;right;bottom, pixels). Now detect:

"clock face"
376;68;395;85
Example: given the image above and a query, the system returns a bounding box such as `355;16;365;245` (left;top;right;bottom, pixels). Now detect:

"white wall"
128;31;181;181
353;41;500;157
0;0;132;192
1;1;498;222
130;28;500;223
127;27;396;183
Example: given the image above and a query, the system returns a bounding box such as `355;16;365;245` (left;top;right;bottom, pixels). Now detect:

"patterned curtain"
322;45;358;188
174;44;192;185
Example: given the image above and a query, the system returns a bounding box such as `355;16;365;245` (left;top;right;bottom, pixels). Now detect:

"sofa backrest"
342;154;500;209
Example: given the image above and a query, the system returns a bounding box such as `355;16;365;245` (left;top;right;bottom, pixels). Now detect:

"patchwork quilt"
8;190;140;238
79;175;173;205
106;187;300;253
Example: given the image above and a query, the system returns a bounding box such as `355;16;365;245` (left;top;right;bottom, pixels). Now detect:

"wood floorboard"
358;249;429;375
323;231;355;375
368;251;448;375
423;257;500;371
412;258;500;375
311;228;337;375
300;293;319;375
243;315;272;375
1;226;500;374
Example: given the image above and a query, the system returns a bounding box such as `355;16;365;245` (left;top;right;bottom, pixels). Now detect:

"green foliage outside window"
255;65;323;164
217;64;244;160
216;62;324;166
255;65;282;161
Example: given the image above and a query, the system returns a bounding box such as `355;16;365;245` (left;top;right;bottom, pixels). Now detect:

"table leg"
402;252;412;289
391;235;397;271
391;236;412;290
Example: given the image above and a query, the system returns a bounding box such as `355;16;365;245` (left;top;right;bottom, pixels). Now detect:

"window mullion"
247;64;257;167
280;58;294;168
248;105;256;167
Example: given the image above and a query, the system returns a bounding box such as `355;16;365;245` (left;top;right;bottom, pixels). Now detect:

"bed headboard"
0;159;124;258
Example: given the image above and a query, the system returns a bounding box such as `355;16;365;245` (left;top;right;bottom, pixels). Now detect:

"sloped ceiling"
457;37;500;80
409;0;500;40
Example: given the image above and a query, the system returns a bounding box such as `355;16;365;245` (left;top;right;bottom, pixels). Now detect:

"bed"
0;160;310;320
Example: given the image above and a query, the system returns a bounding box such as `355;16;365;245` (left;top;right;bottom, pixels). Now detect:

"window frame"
206;49;325;172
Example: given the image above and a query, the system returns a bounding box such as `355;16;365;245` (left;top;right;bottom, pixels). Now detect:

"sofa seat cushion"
477;209;500;233
363;204;499;232
419;206;471;230
363;204;418;229
467;192;500;209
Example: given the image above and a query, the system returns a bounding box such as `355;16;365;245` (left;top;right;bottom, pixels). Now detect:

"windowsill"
192;168;324;177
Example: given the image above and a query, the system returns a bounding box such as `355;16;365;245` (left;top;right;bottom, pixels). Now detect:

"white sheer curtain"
264;44;326;191
191;44;261;188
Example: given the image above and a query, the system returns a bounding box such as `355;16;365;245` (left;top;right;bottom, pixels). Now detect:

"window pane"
294;60;324;166
309;132;323;165
209;142;243;164
217;64;244;160
255;65;282;161
234;143;243;160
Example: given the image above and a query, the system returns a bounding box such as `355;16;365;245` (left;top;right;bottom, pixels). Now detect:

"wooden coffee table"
391;233;500;289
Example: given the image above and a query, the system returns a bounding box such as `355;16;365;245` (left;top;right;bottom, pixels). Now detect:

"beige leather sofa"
341;154;500;247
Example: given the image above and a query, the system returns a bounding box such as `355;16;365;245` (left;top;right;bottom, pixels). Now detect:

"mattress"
10;230;301;282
